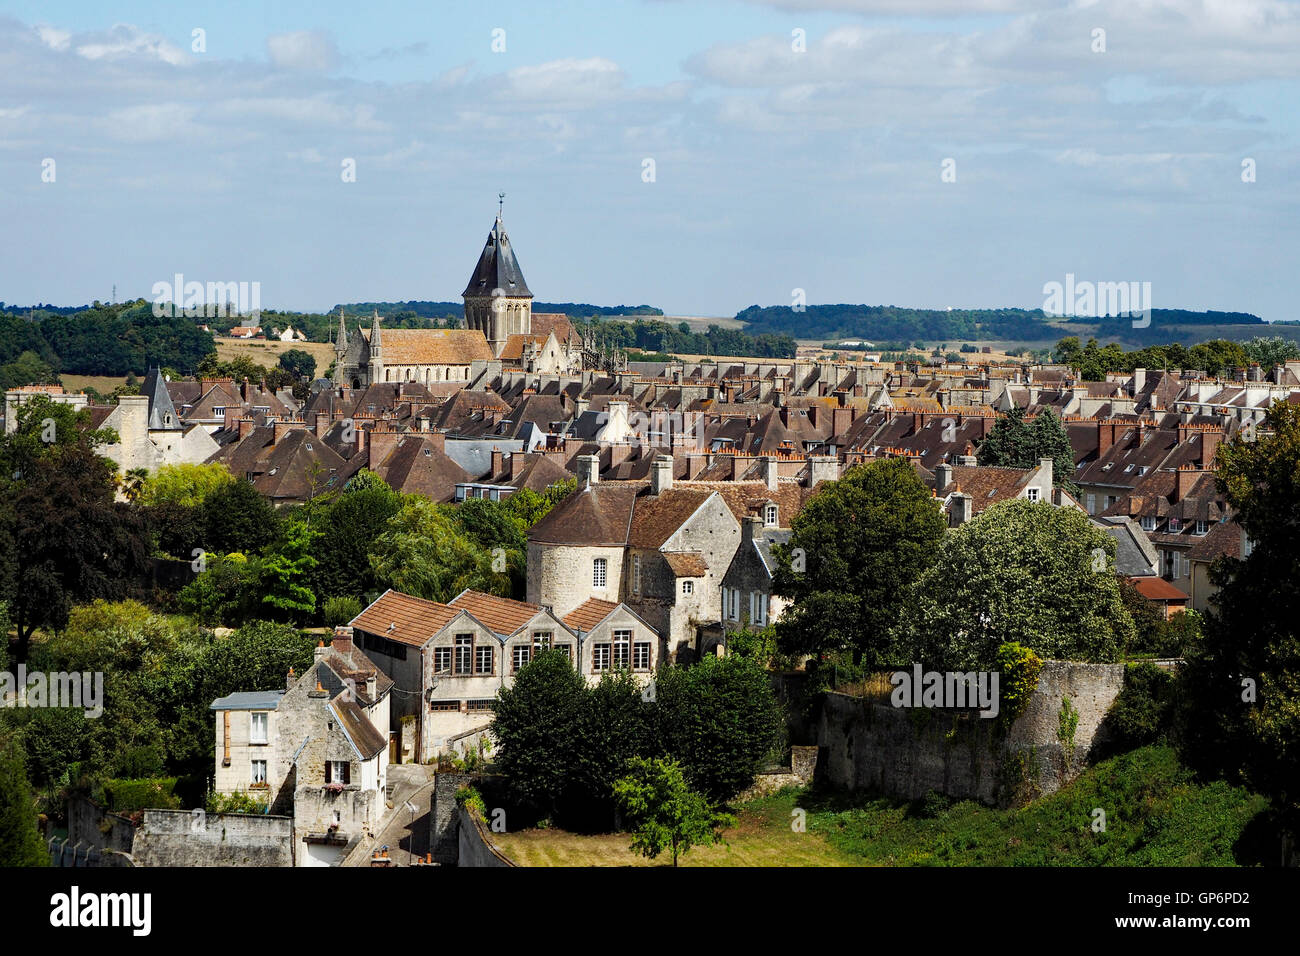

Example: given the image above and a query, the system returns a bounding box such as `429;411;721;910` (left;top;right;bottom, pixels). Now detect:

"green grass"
789;745;1270;866
493;746;1271;867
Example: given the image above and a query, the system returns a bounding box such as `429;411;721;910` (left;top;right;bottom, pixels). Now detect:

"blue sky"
2;0;1298;322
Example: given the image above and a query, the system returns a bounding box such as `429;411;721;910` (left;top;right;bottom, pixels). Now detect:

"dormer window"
1195;520;1208;536
1141;516;1156;532
764;504;778;527
1168;518;1182;533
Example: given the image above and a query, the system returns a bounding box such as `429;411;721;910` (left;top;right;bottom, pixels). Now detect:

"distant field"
60;374;131;395
215;337;335;370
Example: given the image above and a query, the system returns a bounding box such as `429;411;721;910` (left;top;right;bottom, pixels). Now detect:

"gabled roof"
370;434;472;501
329;698;388;760
528;482;641;546
1129;576;1190;602
663;551;709;577
562;598;620;632
360;328;493;365
142;367;182;430
210;690;286;711
628;489;713;548
462;215;532;298
448;589;552;637
351;589;462;647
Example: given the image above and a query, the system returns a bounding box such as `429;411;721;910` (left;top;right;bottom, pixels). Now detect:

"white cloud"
35;24;70;51
74;23;186;66
266;30;340;72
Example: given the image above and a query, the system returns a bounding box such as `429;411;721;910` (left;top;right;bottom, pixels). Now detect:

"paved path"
343;764;437;866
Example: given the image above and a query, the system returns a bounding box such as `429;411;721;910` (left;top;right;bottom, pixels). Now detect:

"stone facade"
526;542;627;618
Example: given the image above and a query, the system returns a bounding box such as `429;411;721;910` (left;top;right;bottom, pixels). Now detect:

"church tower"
463;196;532;357
366;309;383;384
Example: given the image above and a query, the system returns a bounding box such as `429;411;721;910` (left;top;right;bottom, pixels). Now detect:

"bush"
323;595;361;628
205;789;269;814
1104;662;1175;753
101;777;181;814
994;641;1042;729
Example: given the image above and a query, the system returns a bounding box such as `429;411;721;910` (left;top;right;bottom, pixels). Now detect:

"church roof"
142;367;182;430
462;215;532;299
359;328;493;365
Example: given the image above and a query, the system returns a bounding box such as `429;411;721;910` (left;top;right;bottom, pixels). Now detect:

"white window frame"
593;557;607;589
612;630;631;668
682;579;694;595
1026;487;1041;503
764;504;778;527
250;760;267;785
632;554;641;595
249;712;268;745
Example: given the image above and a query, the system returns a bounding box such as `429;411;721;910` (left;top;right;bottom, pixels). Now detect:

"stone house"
561;597;661;686
209;629;392;866
720;513;792;640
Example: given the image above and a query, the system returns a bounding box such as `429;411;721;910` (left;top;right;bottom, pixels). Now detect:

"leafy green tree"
140;462;234;508
0;350;58;391
491;649;586;818
200;479;282;555
258;521;320;620
0;734;48;866
323;595;362;628
502;477;578;526
309;478;402;601
978;406;1077;493
1178;400;1300;824
368;497;506;602
909;499;1134;669
568;670;652;823
1243;335;1300;368
177;554;262;626
278;348;317;381
1188;339;1248;377
0;393;118;481
652;653;785;802
613;757;734;867
771;458;947;664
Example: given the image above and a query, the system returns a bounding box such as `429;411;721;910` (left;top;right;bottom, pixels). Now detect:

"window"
466;699;495;713
1086;494;1096;515
475;645;494;675
250;760;267;785
213;406;226;418
1026;487;1041;503
592;643;611;672
750;591;768;627
532;631;552;652
1168;518;1182;533
249;712;268;745
430;700;459;712
633;642;652;671
593;557;607;589
434;647;452;674
512;644;531;673
612;630;631;668
682;580;694;595
325;760;350;785
730;588;741;621
764;504;778;527
1195;520;1208;536
632;554;641;595
1141;516;1156;532
454;634;473;675
552;644;572;663
1105;495;1117;509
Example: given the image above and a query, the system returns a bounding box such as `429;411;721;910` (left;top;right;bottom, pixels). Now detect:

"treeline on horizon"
734;303;1268;343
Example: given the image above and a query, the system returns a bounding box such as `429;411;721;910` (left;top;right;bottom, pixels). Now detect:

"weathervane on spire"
498;192;505;219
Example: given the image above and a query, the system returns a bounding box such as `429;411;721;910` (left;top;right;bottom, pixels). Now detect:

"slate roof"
210;690;286;711
142;367;182;430
330;698;388;760
351;589;462;647
462;215;532;298
528;482;641;546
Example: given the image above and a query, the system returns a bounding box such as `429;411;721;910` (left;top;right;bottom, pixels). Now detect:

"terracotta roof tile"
449;589;544;636
562;598;619;632
351;590;459;647
663;552;709;577
361;328;493;365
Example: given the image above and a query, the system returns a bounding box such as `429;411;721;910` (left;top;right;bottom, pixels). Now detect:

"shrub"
205;789;269;814
1104;662;1175;753
994;641;1043;729
101;777;181;814
323;595;362;628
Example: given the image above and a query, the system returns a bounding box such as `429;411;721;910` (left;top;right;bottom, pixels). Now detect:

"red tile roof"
448;589;543;636
562;598;620;632
351;590;459;647
1129;576;1190;602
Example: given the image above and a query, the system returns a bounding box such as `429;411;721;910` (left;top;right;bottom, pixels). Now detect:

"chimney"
956;454;977;466
935;462;953;492
1037;456;1054;490
1200;428;1222;467
743;513;762;544
491;447;504;478
686;453;707;479
950;491;973;526
1175;465;1202;502
831;406;854;437
807;404;819;429
238;417;255;440
912;411;923;436
1132;367;1146;396
272;419;297;445
223;406;240;431
651;454;673;495
314;411;331;438
369;426;401;468
314;639;327;661
762;455;779;491
577;453;599;485
286;666;296;691
807;455;839;487
366;675;377;701
1098;419;1117;458
331;625;354;655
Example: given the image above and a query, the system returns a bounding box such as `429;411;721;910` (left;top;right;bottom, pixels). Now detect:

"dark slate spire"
142;366;181;430
462;211;531;299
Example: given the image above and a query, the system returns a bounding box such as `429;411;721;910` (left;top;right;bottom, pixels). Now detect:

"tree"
652;653;785;802
309;477;402;601
613;757;734;867
1178;400;1300;824
368;497;506;602
0;734;48;866
0;444;151;662
177;553;261;626
909;499;1134;670
0;393;118;482
1243;335;1300;368
977;406;1078;494
490;649;586;818
140;462;234;508
200;479;282;555
771;458;947;664
258;521;320;620
278;348;317;381
568;670;652;823
0;350;57;391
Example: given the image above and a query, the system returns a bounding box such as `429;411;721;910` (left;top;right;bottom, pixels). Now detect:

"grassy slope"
794;745;1268;866
493;747;1270;867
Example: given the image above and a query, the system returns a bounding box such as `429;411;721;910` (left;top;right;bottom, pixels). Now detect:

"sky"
1;0;1298;321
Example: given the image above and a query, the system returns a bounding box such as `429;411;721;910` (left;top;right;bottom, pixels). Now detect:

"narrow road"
343;763;437;866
